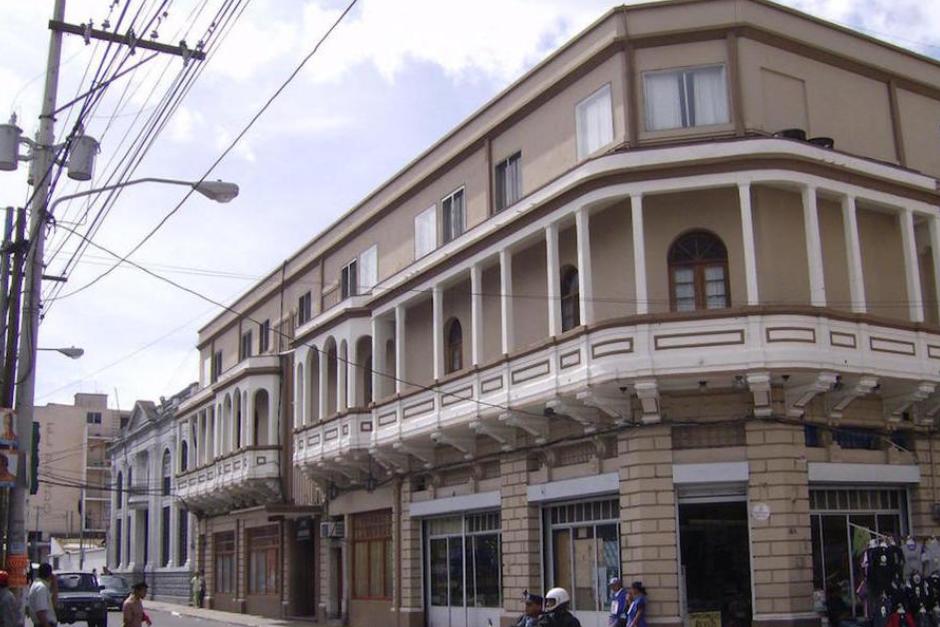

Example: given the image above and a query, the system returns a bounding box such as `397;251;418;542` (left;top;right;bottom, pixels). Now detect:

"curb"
143;600;314;626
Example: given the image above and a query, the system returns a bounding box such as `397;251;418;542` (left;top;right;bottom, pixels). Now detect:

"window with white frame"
239;329;253;360
494;152;522;212
576;84;614;159
414;205;437;259
341;259;358;299
298;292;312;326
358;245;378;293
644;65;729;131
441;188;465;244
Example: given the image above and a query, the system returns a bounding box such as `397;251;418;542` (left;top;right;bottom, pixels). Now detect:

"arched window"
560;265;580;332
668;230;730;312
445;318;463;374
116;471;123;507
161;449;172;497
180;441;189;473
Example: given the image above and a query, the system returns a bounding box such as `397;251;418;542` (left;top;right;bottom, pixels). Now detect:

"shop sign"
296;516;313;540
0;408;15;448
5;554;28;587
690;611;722;627
0;449;17;487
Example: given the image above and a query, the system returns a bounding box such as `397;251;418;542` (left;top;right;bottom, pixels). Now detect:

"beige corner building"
173;1;940;626
32;393;124;564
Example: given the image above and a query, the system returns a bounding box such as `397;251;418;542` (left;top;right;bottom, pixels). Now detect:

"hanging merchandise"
903;538;925;579
924;538;940;576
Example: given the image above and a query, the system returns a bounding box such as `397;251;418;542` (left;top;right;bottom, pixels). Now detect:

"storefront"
809;487;909;617
543;498;621;627
425;511;502;627
245;524;280;616
349;509;394;625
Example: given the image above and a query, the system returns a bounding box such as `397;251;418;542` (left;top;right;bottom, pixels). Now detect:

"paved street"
105;607;227;626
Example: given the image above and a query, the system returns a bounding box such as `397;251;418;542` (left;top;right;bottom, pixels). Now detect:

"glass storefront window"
426;511;502;613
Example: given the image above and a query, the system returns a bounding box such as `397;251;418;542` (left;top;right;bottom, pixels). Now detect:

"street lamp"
48;176;240;214
38;346;83;359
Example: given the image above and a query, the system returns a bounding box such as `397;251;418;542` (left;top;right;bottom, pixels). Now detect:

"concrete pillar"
576;207;595;325
841;195;866;313
499;249;514;354
801;185;826;307
470;263;484;366
395;305;406;394
747;421;814;627
398;480;423;627
546;222;561;336
738;183;759;306
900;208;924;322
432;286;443;380
372;317;386;400
338;343;348;412
319;348;329;419
499;452;541;624
631;194;648;314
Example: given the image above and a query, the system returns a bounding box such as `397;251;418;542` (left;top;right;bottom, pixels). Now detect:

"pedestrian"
0;570;21;627
26;563;57;627
627;581;648;627
190;571;204;608
514;591;544;627
91;568;97;580
609;577;628;627
538;587;581;627
123;581;152;627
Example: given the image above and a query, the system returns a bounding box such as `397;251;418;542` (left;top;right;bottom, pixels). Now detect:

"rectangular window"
358;246;378;294
214;531;236;594
161;506;171;567
211;351;223;383
258;319;270;354
414;205;437;258
247;526;279;595
352;510;392;599
85;412;102;425
115;518;122;565
298;292;312;326
441;188;465;243
576;84;614;159
239;329;253;361
178;509;189;566
341;259;358;300
644;65;729;131
495;152;522;212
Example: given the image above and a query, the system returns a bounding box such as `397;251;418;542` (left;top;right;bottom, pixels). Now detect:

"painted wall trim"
673;461;750;485
408;490;501;518
527;472;620;503
808;462;921;484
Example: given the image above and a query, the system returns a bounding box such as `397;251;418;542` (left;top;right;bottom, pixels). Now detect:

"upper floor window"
298;291;312;326
180;441;189;473
576;84;614;159
445;318;463;375
560;265;580;332
358;245;378;295
668;230;729;312
644;65;729;131
442;188;465;243
239;329;253;361
116;471;123;508
211;350;223;383
341;259;358;299
85;412;102;425
415;205;437;259
258;319;271;354
161;449;172;497
495;152;522;212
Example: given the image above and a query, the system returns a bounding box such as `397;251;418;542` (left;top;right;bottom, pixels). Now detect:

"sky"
1;0;939;410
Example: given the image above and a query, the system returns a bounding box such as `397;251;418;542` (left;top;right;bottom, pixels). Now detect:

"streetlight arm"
46;176;239;215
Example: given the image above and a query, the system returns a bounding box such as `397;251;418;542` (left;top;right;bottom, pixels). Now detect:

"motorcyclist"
514;591;544;627
538;587;581;627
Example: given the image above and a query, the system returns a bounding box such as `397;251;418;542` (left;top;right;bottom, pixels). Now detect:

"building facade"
108;385;198;603
32;393;125;564
175;1;940;626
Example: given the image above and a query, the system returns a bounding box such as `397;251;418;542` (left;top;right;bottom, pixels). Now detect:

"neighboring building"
108;384;198;603
173;1;940;626
50;537;107;574
31;393;125;564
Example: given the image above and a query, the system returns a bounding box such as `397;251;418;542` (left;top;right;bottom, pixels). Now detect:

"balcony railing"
294;411;373;471
176;445;281;514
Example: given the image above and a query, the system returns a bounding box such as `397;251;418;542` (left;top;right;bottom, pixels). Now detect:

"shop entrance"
679;499;752;627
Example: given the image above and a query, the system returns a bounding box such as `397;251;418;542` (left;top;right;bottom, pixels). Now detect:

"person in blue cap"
515;590;544;627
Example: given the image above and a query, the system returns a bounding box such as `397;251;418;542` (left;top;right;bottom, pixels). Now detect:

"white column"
214;405;221;456
801;185;826;307
395;305;406;394
841;195;866;313
318;348;329;419
499;249;514;354
929;215;940;323
470;264;484;366
242;390;251;447
168;503;178;568
337;344;347;412
738;183;759;306
576;207;594;325
347;345;357;407
546;222;561;336
268;387;278;445
432;286;443;380
900;208;924;322
631;194;648;315
372;317;385;400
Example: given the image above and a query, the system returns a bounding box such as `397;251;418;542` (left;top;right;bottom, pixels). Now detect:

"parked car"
54;572;107;627
97;574;130;610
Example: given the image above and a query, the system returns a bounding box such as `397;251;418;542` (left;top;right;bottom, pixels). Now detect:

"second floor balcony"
176;445;281;514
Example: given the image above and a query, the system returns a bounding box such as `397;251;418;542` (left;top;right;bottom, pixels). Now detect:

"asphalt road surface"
105;607;228;626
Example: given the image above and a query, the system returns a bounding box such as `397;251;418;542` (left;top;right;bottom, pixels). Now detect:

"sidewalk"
145;600;316;626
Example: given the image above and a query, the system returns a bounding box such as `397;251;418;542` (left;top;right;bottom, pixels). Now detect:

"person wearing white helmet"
538;587;581;627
